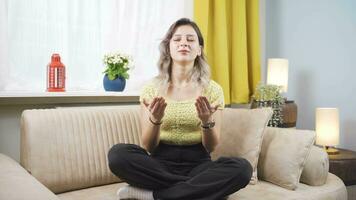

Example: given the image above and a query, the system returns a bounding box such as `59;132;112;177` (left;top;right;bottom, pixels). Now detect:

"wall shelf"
0;91;140;105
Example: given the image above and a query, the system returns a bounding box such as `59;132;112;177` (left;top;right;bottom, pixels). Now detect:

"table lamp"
267;58;289;92
267;58;297;128
316;108;340;154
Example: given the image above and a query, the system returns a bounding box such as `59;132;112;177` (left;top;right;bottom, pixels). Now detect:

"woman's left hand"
195;96;219;124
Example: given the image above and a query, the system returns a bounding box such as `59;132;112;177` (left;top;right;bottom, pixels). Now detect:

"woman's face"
169;25;202;65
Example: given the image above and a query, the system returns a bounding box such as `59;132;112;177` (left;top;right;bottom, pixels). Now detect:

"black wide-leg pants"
108;142;252;200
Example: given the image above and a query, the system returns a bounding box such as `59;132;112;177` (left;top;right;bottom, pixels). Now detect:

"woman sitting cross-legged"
108;18;252;200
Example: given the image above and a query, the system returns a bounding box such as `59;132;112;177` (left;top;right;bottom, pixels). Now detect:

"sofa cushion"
57;183;123;200
21;106;142;193
57;174;347;200
257;127;316;190
300;145;329;186
211;108;273;184
229;173;346;200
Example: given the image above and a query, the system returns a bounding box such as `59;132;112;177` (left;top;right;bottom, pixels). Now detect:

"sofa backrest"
20;105;326;193
20;105;142;194
20;105;270;193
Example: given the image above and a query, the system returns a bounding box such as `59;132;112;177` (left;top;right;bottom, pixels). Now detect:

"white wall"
265;0;356;151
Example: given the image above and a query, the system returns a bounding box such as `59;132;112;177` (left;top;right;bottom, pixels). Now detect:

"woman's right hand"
143;97;167;123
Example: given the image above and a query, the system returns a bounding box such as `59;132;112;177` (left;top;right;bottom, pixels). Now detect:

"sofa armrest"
300;145;329;186
0;153;59;200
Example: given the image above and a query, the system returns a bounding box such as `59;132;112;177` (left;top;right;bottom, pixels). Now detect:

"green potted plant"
251;84;285;127
102;52;133;91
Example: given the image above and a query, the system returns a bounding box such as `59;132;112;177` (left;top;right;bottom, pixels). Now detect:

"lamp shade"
315;108;339;146
267;58;289;92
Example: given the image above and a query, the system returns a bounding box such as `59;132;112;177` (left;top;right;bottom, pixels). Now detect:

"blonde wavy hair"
154;18;211;96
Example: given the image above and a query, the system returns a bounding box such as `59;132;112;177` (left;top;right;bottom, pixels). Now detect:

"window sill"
0;91;140;105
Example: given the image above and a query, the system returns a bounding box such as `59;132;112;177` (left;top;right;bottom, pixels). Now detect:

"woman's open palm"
195;96;219;123
143;97;167;122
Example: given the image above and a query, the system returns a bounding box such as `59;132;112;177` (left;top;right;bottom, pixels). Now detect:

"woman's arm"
140;97;167;153
195;96;222;153
201;110;222;152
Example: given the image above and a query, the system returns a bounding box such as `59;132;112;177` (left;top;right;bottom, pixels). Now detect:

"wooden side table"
329;148;356;200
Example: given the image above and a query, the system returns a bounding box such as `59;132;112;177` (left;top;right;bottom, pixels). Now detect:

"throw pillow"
300;145;329;186
211;107;273;184
257;127;316;190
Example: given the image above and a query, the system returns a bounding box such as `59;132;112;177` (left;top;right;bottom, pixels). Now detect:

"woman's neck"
171;62;194;86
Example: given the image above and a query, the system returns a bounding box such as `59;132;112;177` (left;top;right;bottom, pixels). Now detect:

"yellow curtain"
194;0;261;104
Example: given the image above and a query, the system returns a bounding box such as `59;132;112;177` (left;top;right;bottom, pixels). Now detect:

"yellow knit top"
139;79;225;145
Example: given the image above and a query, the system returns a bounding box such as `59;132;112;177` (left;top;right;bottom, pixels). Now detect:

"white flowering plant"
252;84;284;102
251;84;285;127
103;52;134;80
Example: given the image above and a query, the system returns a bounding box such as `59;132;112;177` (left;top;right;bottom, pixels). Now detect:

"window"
0;0;193;92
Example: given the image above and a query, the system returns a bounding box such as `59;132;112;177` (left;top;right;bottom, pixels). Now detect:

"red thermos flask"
47;53;65;92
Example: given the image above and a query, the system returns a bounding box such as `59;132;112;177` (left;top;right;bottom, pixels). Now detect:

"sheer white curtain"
0;0;9;90
0;0;193;92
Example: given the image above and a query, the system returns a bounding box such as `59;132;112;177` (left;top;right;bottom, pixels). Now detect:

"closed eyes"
172;35;196;42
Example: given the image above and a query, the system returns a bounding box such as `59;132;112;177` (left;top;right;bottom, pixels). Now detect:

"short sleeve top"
139;79;225;145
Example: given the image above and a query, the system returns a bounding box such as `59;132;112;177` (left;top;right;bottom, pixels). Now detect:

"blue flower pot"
103;75;126;91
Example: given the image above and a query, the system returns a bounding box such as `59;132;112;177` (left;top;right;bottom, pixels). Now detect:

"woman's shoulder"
141;77;160;89
139;77;160;101
205;80;223;93
204;80;225;109
208;79;222;88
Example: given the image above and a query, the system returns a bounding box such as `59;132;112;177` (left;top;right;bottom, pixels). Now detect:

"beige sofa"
0;105;347;200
